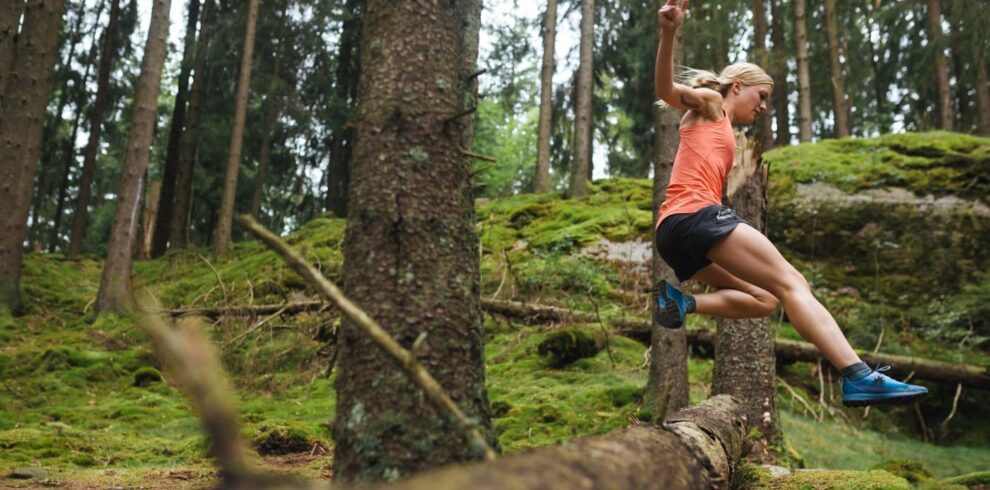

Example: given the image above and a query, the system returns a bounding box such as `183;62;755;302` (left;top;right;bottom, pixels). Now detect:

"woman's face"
730;83;772;124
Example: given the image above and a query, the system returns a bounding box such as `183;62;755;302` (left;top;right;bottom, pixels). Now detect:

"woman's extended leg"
704;223;860;370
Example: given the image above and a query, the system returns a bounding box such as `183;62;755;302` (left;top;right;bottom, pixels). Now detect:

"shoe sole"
653;280;684;329
842;392;928;407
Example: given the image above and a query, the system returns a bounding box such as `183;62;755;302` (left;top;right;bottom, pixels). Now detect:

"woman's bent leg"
705;224;861;369
690;264;778;319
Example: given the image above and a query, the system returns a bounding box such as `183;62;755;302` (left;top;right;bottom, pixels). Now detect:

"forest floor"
4;172;990;489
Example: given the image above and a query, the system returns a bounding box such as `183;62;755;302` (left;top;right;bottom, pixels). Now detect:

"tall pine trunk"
568;0;594;198
325;0;361;218
534;0;557;193
824;0;849;137
0;0;65;312
332;0;492;481
927;0;952;130
712;136;780;462
646;18;688;420
769;0;789;146
976;47;990;136
96;0;171;312
794;0;812;142
752;0;773;150
250;3;285;221
170;0;214;250
67;0;121;259
152;0;200;257
213;0;259;255
0;0;24;101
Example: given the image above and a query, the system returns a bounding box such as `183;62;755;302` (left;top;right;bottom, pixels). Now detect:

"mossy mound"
249;423;324;456
873;459;935;484
767;469;911;489
537;328;606;367
941;471;990;490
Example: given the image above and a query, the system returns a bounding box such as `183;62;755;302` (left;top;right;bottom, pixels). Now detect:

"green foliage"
473;98;539;197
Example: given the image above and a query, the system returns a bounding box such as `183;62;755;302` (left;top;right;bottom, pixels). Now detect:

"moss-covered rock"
537;328;606;367
250;423;322;456
767;469;911;489
132;367;163;387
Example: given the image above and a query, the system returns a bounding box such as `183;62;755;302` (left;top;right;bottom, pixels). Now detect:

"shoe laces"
872;365;891;384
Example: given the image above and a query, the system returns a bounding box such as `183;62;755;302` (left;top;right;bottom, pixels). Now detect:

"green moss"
941;471;990;489
132;367;163;387
249;422;324;456
769;469;910;489
873;459;935;484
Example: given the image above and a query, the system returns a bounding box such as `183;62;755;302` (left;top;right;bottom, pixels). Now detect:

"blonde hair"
656;62;773;108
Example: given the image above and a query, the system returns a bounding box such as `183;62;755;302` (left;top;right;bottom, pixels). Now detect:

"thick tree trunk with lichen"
359;395;747;490
567;0;594;198
0;0;24;101
95;0;172;312
0;0;65;312
331;0;492;483
713;135;780;461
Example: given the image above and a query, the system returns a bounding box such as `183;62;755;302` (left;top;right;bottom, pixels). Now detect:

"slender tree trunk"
865;0;890;134
152;0;200;257
647;21;688;420
0;0;65;312
794;0;812;142
326;0;361;218
534;0;557;193
752;0;773;150
332;0;492;481
170;0;214;250
0;0;24;101
712;135;780;462
95;0;172;313
976;55;990;136
250;50;282;219
928;0;952;130
568;0;594;198
824;0;849;137
67;0;121;259
49;97;85;253
213;0;260;255
769;0;789;146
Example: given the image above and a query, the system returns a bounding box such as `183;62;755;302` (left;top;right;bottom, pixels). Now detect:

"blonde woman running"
652;0;927;407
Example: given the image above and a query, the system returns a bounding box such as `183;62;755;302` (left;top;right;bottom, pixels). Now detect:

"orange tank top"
655;110;736;229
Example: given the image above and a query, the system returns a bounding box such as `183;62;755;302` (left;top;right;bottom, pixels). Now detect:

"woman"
652;0;927;407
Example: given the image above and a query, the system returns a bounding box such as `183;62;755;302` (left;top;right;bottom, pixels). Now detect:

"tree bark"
332;0;491;482
753;0;774;150
533;0;557;194
927;0;952;131
647;19;688;420
0;0;24;101
213;0;260;255
567;0;594;198
152;0;200;258
823;0;849;138
362;395;748;490
977;54;990;136
712;135;780;462
250;0;287;221
769;0;789;146
67;0;121;259
794;0;812;142
0;0;65;312
95;0;172;313
325;0;361;219
170;0;214;250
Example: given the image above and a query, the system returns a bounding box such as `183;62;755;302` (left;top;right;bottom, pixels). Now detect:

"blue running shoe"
652;280;690;329
841;365;929;407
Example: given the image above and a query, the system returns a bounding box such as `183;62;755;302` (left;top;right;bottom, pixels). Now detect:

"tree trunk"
533;0;557;194
647;21;688;420
250;0;287;221
567;0;594;198
0;0;24;101
769;0;789;146
977;53;990;136
794;0;812;142
325;0;361;219
0;0;65;312
48;79;88;253
67;0;121;260
824;0;849;138
362;395;748;490
170;0;214;250
753;0;774;150
712;134;780;462
864;0;889;134
213;0;260;255
927;0;952;130
152;0;200;258
95;0;172;313
141;179;161;258
332;0;491;482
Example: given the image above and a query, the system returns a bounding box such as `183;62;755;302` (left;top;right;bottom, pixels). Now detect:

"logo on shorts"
716;207;736;221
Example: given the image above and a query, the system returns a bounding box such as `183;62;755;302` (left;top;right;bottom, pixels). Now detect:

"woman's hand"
657;0;688;31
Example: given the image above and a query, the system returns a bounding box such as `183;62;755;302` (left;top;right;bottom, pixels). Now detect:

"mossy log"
360;395;747;490
537;328;606;367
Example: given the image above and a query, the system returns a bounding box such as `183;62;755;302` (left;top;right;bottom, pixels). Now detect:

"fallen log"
164;298;990;390
482;299;990;391
362;395;747;490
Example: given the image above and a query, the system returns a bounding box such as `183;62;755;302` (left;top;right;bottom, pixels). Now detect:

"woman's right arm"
654;0;720;116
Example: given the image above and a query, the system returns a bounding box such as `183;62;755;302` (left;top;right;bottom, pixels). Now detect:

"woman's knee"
753;292;779;317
